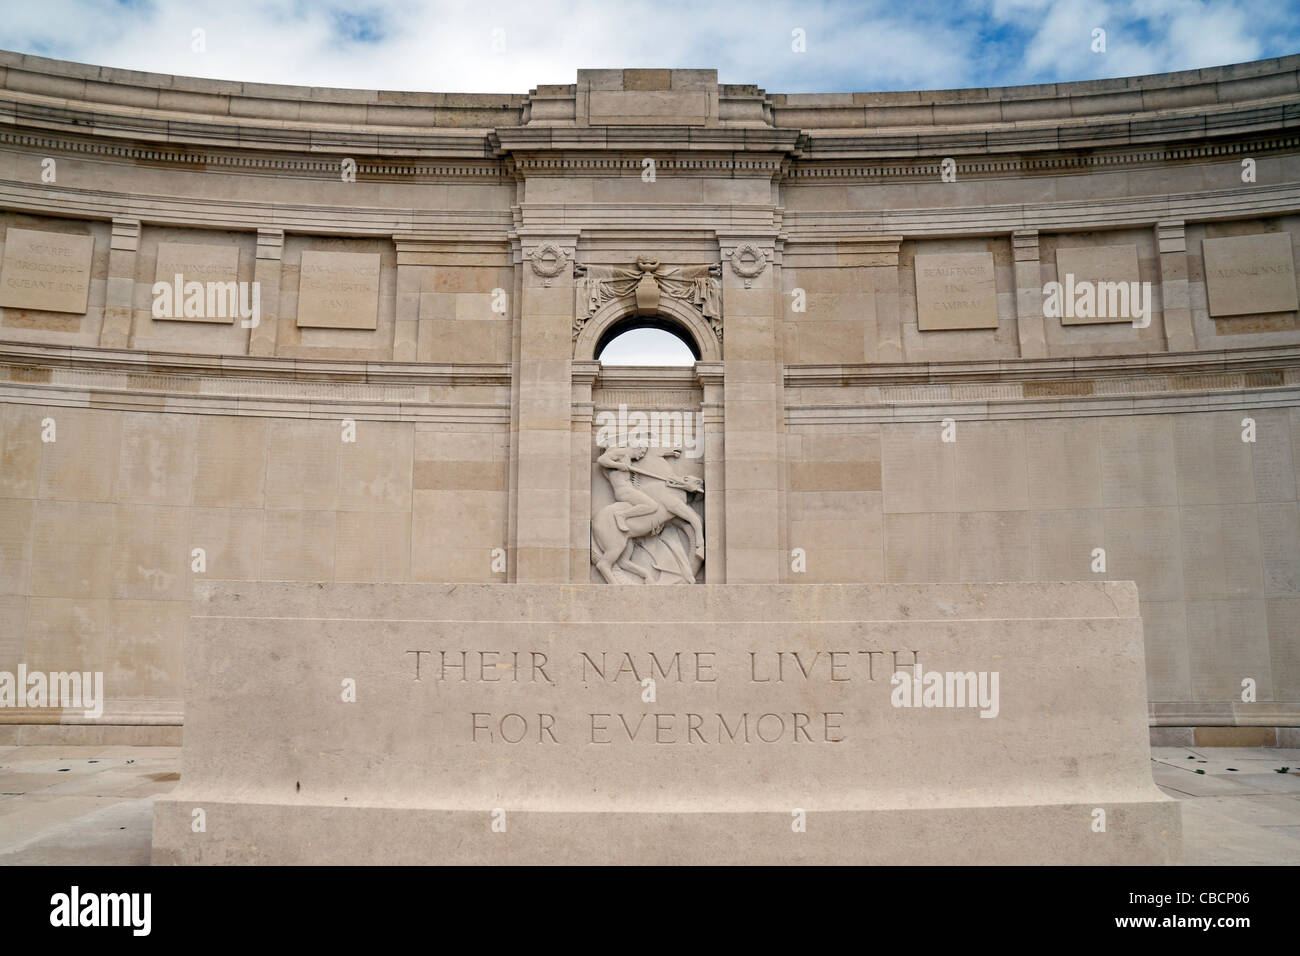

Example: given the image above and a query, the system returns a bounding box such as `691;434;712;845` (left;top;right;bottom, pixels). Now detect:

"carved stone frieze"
574;256;722;341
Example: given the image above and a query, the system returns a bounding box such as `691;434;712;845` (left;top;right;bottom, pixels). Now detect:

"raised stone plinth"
152;581;1180;864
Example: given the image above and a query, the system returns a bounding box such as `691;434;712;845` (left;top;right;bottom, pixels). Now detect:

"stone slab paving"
0;746;180;866
0;745;1296;865
1152;746;1300;865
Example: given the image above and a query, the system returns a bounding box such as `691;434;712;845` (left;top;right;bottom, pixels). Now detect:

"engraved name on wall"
914;252;998;331
1054;245;1141;325
1202;233;1298;318
0;228;94;314
296;250;381;329
152;242;242;323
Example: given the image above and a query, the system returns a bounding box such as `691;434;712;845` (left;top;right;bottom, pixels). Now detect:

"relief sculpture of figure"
592;444;704;585
597;444;661;533
638;448;705;561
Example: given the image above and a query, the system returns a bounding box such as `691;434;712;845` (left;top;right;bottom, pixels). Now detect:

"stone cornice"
0;175;1295;241
492;125;801;161
784;344;1300;388
0;343;513;422
4;341;1296;414
788;131;1300;179
784;345;1300;422
2;49;1298;176
0;342;512;385
591;366;701;390
785;384;1299;424
0;128;505;177
4;122;1299;189
0;92;503;159
794;99;1300;158
780;182;1300;238
0;178;516;236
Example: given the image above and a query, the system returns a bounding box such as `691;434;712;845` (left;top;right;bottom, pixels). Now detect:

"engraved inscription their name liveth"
404;647;923;744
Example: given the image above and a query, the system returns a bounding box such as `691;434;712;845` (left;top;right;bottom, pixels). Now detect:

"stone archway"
574;296;722;363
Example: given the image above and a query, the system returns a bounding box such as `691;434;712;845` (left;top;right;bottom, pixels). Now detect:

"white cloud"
0;0;1291;96
0;0;987;93
994;0;1272;84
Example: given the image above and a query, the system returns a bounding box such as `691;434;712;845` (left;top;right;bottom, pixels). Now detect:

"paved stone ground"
1151;746;1300;865
0;744;1297;864
0;746;180;865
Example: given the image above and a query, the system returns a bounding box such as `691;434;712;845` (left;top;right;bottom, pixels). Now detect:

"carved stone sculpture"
529;242;570;286
728;242;767;288
574;257;722;340
591;444;704;584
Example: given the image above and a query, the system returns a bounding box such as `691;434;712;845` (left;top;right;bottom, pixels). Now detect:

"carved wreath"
530;242;569;278
729;242;767;282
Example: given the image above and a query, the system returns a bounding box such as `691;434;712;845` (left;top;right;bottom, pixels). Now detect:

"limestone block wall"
779;219;1300;364
0;52;1298;739
783;407;1300;726
409;256;514;365
0;392;510;733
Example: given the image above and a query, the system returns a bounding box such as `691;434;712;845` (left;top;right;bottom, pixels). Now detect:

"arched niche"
574;296;722;363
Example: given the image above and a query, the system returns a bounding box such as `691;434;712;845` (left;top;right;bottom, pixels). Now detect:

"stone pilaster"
864;237;903;362
248;228;283;357
99;217;139;349
719;235;783;583
695;361;726;583
514;234;579;582
570;360;600;582
1013;229;1047;358
1156;220;1196;352
392;238;425;363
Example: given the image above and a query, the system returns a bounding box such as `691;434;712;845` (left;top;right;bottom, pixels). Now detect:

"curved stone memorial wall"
0;53;1294;758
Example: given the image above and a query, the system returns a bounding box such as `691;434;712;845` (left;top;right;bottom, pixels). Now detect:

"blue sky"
1;0;1297;95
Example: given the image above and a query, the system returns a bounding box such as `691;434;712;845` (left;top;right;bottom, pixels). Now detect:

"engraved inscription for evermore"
591;444;704;585
0;228;94;314
405;648;924;744
296;250;381;329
